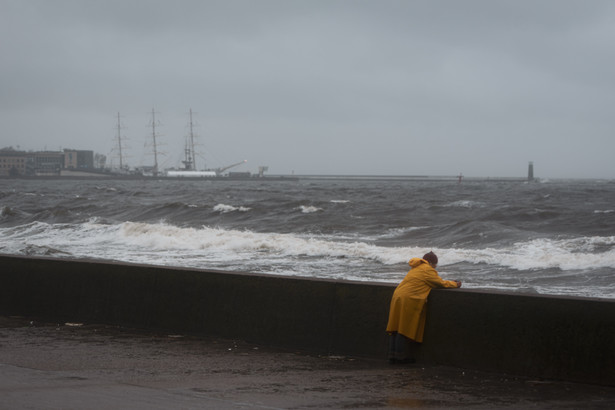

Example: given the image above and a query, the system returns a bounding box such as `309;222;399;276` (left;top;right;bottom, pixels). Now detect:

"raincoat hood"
409;257;429;268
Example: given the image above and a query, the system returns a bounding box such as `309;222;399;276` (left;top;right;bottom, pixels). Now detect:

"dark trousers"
388;332;414;361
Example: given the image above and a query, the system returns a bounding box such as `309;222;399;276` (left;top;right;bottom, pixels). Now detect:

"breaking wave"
2;177;615;298
3;220;615;274
213;203;252;213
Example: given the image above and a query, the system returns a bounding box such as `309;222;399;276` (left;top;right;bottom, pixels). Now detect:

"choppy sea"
1;177;614;299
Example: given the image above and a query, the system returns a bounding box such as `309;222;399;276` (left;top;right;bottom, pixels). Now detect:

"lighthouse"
528;161;534;182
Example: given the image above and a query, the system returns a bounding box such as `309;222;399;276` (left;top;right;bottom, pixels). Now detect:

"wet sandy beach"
1;316;614;409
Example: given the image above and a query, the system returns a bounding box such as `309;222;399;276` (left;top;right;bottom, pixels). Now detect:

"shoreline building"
0;148;27;176
64;149;94;171
30;151;65;176
0;147;96;176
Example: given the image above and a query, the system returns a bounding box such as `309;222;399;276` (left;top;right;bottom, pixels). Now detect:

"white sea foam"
379;226;427;239
3;178;615;299
113;223;615;272
95;186;117;192
213;203;251;213
435;236;615;271
445;200;485;208
2;221;615;299
3;221;615;273
297;205;323;213
118;222;393;260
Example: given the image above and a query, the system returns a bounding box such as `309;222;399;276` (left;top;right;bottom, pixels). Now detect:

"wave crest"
117;222;615;271
297;205;323;213
213;203;252;213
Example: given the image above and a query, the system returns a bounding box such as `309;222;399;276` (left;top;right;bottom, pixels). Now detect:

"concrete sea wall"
1;255;614;386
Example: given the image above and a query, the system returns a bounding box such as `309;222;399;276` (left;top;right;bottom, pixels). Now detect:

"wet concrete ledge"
1;254;614;386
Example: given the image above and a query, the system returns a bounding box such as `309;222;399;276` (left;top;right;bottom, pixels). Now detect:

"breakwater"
1;255;614;386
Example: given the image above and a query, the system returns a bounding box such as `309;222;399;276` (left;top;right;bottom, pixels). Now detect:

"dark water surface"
1;177;614;298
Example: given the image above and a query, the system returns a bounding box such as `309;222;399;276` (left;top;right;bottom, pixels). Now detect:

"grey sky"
2;0;614;178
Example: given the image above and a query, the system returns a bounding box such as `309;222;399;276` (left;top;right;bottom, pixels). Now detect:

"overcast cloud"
2;0;614;178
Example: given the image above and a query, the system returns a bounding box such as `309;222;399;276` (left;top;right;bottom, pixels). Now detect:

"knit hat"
423;251;438;266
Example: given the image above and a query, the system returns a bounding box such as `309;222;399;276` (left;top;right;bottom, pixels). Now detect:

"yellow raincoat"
386;257;458;343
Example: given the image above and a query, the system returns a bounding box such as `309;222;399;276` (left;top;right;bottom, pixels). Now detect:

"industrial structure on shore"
0;147;99;177
0;146;271;179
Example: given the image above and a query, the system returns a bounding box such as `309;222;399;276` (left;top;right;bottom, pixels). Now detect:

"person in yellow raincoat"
386;251;461;364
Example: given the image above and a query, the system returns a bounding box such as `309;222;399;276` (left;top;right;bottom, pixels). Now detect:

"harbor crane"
215;160;247;176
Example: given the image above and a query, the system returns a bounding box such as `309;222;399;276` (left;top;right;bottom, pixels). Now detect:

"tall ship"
161;109;251;178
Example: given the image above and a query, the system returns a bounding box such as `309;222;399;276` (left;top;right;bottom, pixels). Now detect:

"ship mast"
182;109;198;171
113;112;131;171
189;108;196;171
150;108;160;176
116;112;124;170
